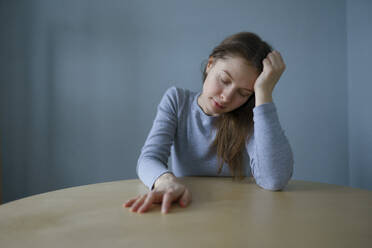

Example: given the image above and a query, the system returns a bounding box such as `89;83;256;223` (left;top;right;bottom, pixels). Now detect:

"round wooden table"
0;177;371;247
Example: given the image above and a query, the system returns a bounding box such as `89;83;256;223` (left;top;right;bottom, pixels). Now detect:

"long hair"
200;31;273;180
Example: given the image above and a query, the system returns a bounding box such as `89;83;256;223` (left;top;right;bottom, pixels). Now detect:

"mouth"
212;99;225;109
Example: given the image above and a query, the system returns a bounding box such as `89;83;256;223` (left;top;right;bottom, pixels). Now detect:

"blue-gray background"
1;0;371;203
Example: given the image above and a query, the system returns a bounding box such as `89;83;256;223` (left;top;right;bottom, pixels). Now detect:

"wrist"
254;87;272;96
154;172;176;189
255;89;273;107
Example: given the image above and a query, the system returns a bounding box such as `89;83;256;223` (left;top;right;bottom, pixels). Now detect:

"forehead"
216;56;259;88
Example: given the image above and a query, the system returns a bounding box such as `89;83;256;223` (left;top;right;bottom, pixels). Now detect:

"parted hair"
200;31;273;180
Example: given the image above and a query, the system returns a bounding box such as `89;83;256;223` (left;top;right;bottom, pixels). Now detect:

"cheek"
232;97;248;109
204;79;220;96
239;98;247;106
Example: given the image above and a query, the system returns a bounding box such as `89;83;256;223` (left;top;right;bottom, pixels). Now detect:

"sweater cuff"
136;157;172;190
253;102;277;121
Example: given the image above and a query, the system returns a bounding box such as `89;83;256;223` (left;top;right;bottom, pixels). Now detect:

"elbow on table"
265;156;294;191
258;179;289;191
256;168;293;191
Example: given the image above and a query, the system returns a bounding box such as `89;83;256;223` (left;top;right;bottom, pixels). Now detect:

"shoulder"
164;86;193;99
159;86;196;116
161;86;195;108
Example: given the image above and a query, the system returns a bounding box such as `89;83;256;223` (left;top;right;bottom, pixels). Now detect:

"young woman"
123;31;294;214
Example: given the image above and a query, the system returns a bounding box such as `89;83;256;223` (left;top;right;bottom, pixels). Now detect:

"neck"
197;94;208;115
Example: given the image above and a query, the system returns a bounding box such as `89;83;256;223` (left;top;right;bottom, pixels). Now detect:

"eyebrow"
222;70;254;93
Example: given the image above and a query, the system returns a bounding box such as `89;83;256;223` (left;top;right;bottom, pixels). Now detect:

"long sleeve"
246;102;294;191
136;87;178;190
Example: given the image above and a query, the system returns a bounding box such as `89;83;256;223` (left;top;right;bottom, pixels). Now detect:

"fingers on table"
161;191;174;214
132;194;150;212
178;188;192;208
138;193;156;213
123;197;138;208
123;192;159;214
123;189;191;214
123;194;146;212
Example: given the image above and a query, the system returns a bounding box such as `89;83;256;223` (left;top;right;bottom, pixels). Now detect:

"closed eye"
219;75;250;97
220;78;229;85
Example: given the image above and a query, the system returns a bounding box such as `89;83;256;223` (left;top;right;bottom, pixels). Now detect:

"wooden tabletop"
0;177;371;247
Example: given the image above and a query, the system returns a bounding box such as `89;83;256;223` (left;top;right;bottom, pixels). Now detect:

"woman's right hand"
123;173;192;214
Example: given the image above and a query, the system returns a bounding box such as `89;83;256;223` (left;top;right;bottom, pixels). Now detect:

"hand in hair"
253;50;286;95
123;173;192;214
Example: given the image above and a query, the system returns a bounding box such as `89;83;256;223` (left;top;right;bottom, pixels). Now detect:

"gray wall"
347;0;372;190
0;0;371;203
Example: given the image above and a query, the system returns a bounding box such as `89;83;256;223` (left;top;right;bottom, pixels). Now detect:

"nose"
220;87;234;103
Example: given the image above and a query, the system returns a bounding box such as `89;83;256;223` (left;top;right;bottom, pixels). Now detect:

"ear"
206;57;214;74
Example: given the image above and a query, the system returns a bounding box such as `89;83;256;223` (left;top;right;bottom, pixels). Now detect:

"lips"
213;99;225;109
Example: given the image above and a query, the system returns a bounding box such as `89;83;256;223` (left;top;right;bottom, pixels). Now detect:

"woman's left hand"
253;50;286;94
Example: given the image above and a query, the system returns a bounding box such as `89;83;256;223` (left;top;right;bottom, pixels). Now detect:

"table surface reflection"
0;177;371;248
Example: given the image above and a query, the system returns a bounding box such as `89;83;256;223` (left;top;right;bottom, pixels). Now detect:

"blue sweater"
136;86;294;191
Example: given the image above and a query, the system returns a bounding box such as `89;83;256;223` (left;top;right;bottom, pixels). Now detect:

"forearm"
255;88;273;107
248;102;294;190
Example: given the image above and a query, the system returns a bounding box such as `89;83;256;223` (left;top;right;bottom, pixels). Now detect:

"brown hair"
201;31;273;180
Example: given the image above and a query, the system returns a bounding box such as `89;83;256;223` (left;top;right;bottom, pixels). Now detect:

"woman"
124;31;294;214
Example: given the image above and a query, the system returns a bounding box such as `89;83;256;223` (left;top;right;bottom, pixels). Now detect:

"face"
198;56;259;116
